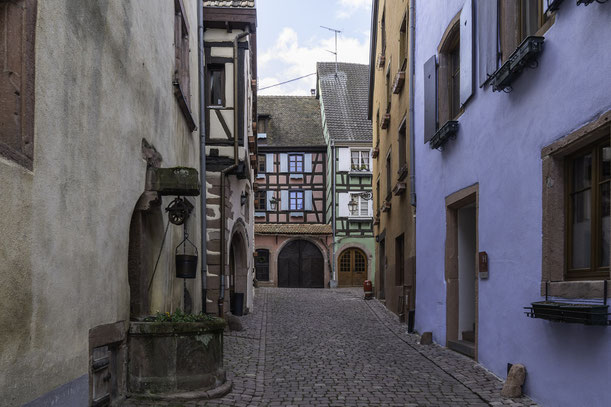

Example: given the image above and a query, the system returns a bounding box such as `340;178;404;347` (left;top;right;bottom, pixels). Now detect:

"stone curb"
126;380;233;402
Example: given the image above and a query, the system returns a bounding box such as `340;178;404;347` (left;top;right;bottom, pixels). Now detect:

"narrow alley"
126;288;537;407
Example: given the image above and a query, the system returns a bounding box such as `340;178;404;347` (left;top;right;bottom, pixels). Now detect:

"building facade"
202;0;257;316
369;0;417;325
254;96;332;288
0;0;205;405
413;1;611;406
317;62;376;288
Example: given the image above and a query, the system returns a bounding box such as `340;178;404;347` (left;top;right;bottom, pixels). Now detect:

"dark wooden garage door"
278;240;324;288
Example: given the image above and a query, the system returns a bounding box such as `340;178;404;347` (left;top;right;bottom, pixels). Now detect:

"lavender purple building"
413;1;611;405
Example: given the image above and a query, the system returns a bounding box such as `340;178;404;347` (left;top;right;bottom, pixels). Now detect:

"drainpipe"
408;0;416;208
219;29;250;317
197;0;208;313
331;140;337;284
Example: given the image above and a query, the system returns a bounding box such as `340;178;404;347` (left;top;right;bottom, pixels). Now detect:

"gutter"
331;140;337;284
197;1;208;312
409;0;416;207
218;29;250;317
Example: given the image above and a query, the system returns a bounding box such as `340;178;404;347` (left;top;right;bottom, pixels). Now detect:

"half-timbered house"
254;96;332;288
203;1;258;316
317;62;375;288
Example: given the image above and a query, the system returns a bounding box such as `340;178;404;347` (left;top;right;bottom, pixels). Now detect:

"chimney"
310;89;316;97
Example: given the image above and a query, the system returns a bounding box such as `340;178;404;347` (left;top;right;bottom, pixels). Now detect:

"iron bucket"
176;254;198;279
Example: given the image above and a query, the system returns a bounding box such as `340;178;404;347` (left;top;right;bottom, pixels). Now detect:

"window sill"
173;82;197;132
350;170;372;177
540;280;611;300
348;217;372;222
289;174;304;179
256;174;265;179
289;212;304;218
254;212;266;217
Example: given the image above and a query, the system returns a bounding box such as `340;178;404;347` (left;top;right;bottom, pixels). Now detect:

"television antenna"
320;25;342;75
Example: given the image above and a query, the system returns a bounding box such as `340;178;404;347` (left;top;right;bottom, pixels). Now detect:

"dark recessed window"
208;65;225;107
255;191;266;211
258;155;266;173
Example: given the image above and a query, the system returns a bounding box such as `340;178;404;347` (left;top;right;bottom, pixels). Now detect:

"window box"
149;167;200;196
526;301;609;326
350;170;372;177
577;0;598;5
373;217;380;226
381;200;391;212
348;217;372;223
377;53;386;69
257;133;267;139
397;164;408;181
392;71;406;94
248;135;256;149
491;36;545;93
289;212;304;218
372;148;379;159
249;154;257;167
254;211;266;218
289;174;304;179
430;120;459;150
381;113;391;130
392;182;406;196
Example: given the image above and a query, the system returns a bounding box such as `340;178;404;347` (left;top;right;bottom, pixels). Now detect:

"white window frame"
350;149;371;173
349;193;371;218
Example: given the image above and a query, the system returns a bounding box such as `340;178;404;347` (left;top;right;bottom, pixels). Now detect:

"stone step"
448;339;475;358
462;330;475;342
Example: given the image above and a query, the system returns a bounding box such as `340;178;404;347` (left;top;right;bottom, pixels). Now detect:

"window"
174;0;190;104
0;0;36;170
257;116;269;134
376;179;381;213
386;153;392;200
255;191;266;211
541;111;611;298
257;155;266;173
289;154;303;173
499;0;547;63
289;191;304;211
439;21;461;123
385;60;392;112
381;8;386;56
349;194;369;217
208;65;225;107
398;117;407;172
399;11;408;69
395;234;404;286
566;140;610;280
351;150;370;171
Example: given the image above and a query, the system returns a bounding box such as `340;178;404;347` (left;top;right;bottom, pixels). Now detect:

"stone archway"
228;222;249;315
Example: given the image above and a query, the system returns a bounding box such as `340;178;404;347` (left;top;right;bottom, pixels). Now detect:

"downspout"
331;140;336;284
408;0;416;207
219;29;250;317
197;0;208;313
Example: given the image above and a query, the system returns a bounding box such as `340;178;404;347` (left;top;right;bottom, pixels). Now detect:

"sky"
256;0;372;96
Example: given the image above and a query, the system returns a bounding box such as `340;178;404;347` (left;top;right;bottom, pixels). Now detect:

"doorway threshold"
448;339;475;359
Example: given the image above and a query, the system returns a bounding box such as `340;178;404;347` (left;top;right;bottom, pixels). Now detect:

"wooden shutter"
280;154;288;172
423;55;437;144
477;0;498;87
337;148;351;172
304;153;312;172
280;190;289;210
460;0;474;107
266;190;274;211
338;193;350;217
305;190;313;211
266;153;274;172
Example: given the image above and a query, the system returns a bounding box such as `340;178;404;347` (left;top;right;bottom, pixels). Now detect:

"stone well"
127;319;228;399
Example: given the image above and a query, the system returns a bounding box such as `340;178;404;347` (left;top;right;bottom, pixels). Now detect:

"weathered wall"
0;1;201;405
414;2;611;406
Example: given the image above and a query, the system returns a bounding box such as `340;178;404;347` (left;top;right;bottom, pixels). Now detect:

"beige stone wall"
0;1;202;404
372;0;416;317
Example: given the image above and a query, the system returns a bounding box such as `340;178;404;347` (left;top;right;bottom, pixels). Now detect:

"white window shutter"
460;0;474;107
280;154;288;172
280;190;289;210
266;190;274;211
368;199;373;217
266;154;274;172
477;0;498;87
338;192;350;217
305;190;313;210
338;148;351;172
304;153;312;172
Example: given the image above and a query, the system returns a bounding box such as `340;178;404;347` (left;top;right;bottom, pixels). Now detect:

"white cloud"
337;0;370;19
258;27;370;96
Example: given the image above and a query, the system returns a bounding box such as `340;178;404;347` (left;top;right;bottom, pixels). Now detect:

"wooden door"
255;249;270;281
278;240;324;288
338;248;368;287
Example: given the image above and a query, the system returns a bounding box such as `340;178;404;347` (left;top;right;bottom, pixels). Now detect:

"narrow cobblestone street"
126;288;537;406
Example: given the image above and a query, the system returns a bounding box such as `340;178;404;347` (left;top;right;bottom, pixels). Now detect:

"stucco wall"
414;2;611;406
0;1;202;405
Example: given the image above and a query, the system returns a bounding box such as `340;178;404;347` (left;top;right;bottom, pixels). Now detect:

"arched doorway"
278;240;324;288
229;231;247;315
338;248;367;287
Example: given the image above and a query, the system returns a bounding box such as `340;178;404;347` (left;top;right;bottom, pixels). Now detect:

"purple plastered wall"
413;2;611;406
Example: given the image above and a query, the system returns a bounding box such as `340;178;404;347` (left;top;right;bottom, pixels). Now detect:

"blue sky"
256;0;372;95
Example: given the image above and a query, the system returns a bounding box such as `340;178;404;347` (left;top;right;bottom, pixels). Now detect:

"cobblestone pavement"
125;288;538;406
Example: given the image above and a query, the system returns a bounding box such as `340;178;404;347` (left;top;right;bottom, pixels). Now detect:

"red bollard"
363;280;373;300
